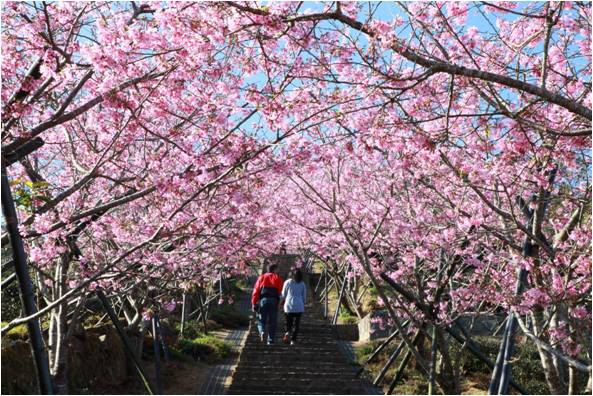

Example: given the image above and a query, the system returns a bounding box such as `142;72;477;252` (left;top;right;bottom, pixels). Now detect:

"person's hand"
252;305;257;312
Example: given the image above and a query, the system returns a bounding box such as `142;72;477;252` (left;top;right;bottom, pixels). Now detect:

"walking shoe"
290;340;296;346
267;339;274;345
259;332;265;343
283;332;290;343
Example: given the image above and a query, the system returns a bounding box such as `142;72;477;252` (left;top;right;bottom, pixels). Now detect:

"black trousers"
285;313;302;341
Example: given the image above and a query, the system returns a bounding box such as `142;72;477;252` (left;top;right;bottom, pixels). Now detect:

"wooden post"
314;269;324;294
96;289;155;395
323;266;328;319
448;321;528;395
332;263;351;325
1;272;17;289
198;292;208;334
491;170;556;395
320;278;335;301
429;255;445;395
490;221;533;394
365;319;410;365
180;293;188;338
156;315;170;362
428;325;438;395
387;330;422;394
379;273;528;394
152;316;163;394
373;339;405;385
1;161;53;394
136;320;148;360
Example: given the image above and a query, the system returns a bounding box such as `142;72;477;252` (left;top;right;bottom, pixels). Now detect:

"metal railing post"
323;266;328;319
1;161;53;394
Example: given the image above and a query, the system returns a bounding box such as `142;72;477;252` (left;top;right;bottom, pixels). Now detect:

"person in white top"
280;268;307;345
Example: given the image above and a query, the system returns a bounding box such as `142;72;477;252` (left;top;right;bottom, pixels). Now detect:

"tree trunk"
436;327;459;394
49;254;71;394
532;308;568;394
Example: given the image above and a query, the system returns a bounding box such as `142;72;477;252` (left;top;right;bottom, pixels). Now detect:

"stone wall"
1;324;129;394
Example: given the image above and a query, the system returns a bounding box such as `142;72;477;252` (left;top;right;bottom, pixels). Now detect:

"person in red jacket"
252;263;284;345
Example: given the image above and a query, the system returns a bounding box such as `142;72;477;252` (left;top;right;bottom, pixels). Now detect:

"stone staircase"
227;255;381;395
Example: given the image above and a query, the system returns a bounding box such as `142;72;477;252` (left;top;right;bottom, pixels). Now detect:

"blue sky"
238;1;590;143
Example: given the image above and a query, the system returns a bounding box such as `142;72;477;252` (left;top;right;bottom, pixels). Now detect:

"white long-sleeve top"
281;279;307;313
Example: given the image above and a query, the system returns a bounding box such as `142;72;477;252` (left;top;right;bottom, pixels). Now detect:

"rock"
358;310;391;341
1;339;37;394
456;314;505;336
69;324;128;390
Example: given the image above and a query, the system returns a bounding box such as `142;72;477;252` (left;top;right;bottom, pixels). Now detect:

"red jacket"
252;272;284;306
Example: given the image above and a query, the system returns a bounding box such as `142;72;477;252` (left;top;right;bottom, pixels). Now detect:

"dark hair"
267;263;278;273
291;269;303;283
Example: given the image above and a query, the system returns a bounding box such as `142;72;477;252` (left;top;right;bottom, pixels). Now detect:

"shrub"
175;318;223;338
176;333;231;364
208;306;249;328
511;340;552;394
194;334;232;361
338;307;358;324
456;336;549;394
342;316;358;324
175;321;200;339
177;338;215;360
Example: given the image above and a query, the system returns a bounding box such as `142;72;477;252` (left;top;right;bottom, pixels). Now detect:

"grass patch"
168;346;195;363
355;339;382;362
0;322;28;340
176;333;231;364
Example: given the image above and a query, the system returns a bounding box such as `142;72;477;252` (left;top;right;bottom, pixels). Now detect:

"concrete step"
243;345;339;350
245;339;336;344
234;364;357;373
230;372;359;380
236;354;356;365
228;389;368;395
234;365;356;372
228;384;369;394
245;334;336;340
238;357;349;364
240;347;343;354
231;378;364;386
230;261;377;395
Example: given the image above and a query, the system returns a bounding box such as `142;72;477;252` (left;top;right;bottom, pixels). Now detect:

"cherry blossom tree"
1;1;590;394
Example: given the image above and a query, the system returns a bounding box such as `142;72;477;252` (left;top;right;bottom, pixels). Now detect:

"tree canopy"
1;2;591;394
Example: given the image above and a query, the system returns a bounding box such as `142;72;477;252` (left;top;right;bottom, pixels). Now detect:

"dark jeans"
257;297;278;342
285;313;302;341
